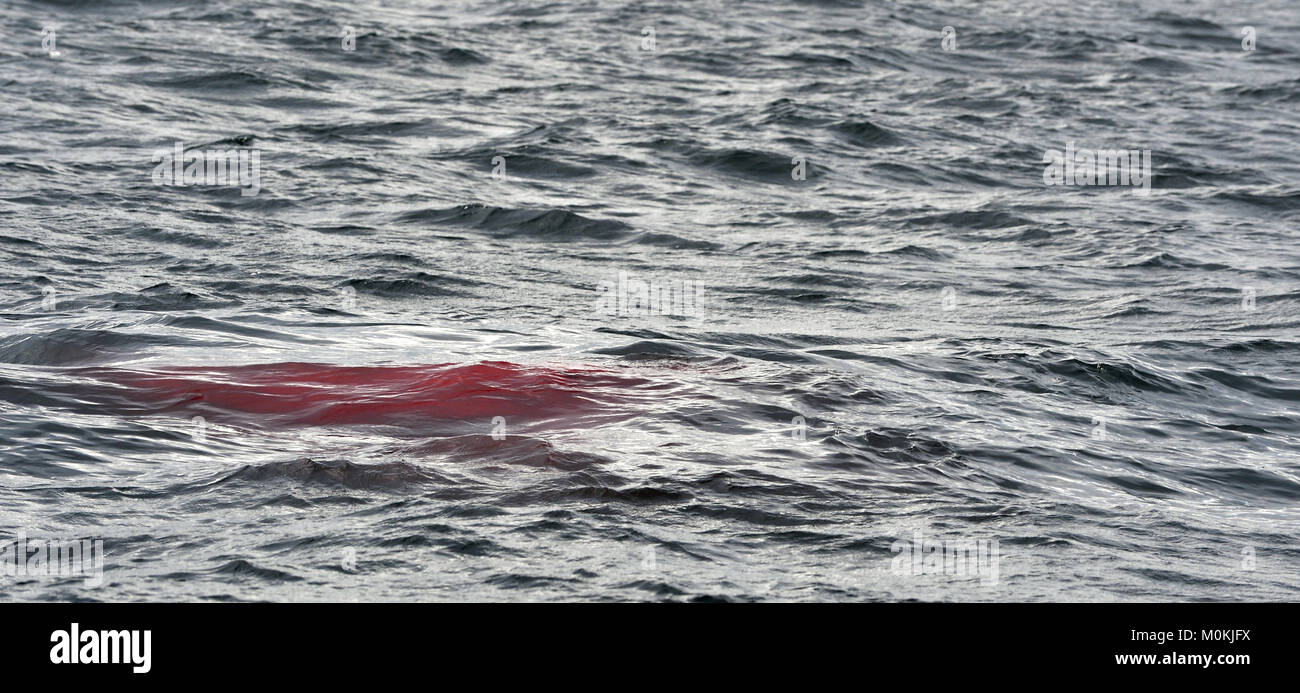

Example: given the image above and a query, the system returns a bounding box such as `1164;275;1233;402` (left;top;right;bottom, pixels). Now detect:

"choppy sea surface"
1;0;1298;601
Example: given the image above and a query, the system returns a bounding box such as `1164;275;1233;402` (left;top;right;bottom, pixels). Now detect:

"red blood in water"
85;361;640;427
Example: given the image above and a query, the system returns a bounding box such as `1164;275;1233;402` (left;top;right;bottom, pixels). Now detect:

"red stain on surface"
81;361;643;427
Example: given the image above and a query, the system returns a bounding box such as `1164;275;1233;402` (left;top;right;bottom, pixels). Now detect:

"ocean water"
1;0;1298;601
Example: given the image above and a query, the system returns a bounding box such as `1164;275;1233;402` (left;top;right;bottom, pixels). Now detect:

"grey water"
1;0;1298;601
